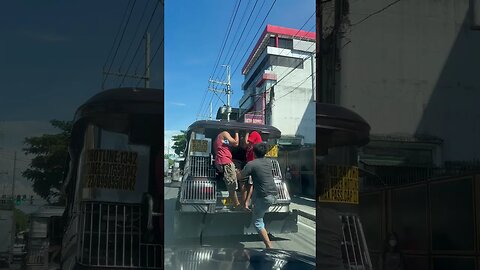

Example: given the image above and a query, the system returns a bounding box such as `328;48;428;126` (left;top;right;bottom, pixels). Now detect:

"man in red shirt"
242;131;262;209
213;130;241;208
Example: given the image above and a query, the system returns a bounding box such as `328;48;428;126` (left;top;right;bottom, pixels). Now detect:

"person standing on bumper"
213;130;241;208
239;143;278;248
242;131;262;210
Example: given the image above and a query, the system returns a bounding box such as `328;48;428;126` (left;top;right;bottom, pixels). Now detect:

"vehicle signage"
85;149;138;191
319;165;359;204
190;139;209;153
265;144;278;158
244;113;264;124
222;198;233;206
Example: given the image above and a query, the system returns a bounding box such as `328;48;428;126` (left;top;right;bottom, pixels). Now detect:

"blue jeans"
252;194;277;232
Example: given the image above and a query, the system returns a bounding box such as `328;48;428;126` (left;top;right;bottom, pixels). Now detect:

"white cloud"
170;102;186;106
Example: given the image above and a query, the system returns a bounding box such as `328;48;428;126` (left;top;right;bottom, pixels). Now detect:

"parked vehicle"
23;206;64;270
61;88;163;269
0;202;14;268
175;120;298;238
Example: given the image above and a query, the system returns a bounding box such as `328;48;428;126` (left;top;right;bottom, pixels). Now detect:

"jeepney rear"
174;120;298;238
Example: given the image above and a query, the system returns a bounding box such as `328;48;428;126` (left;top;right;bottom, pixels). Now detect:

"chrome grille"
340;215;372;270
25;249;48;266
270;159;282;179
189;156;216;178
79;202;162;269
275;181;291;202
180;180;217;203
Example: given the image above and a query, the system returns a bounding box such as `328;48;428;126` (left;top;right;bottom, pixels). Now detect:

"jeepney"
24;206;64;270
174;120;298;237
61;88;163;269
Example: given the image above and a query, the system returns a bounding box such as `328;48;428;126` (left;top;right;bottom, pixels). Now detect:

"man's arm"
244;132;250;146
239;162;252;179
223;131;239;147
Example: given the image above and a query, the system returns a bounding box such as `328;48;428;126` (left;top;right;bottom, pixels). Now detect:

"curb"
296;209;316;221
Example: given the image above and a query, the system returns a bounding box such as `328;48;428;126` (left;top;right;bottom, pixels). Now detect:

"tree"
22;120;72;204
171;131;187;156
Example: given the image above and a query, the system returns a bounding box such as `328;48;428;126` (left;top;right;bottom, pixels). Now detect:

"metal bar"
346;216;358;266
357;216;373;268
106;205;110;266
98;203;102;265
130;205;133;266
138;207;141;267
352;215;365;267
154;246;156;267
146;245;149;268
123;205;126;266
341;216;351;267
89;203;93;265
80;203;86;263
114;205;117;266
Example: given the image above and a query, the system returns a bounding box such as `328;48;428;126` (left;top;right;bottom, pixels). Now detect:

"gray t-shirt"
241;158;278;198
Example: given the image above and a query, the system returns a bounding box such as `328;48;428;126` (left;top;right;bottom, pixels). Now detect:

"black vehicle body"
61;88;164;269
164;247;316;270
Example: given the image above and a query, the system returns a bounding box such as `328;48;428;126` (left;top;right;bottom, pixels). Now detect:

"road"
164;184;315;257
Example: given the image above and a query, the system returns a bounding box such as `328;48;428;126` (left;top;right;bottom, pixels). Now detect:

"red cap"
248;131;262;145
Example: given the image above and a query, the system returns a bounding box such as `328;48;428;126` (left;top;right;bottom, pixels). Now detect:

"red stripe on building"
242;24;316;75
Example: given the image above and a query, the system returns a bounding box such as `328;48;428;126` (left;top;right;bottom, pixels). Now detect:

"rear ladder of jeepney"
340;214;372;270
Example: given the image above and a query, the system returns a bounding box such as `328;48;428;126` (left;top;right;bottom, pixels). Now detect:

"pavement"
164;185;316;257
290;195;316;221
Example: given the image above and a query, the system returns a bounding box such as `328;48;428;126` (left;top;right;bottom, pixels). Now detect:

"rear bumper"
174;209;298;238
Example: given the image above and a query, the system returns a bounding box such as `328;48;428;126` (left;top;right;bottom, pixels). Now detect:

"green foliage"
171;131;187;156
22;120;72;204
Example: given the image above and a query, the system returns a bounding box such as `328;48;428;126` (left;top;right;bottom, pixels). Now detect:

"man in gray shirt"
239;143;278;248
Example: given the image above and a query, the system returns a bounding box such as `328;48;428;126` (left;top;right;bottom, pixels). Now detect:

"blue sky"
0;0;163;196
164;0;316;140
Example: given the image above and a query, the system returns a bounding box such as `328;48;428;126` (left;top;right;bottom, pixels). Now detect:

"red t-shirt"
213;133;232;165
246;131;262;162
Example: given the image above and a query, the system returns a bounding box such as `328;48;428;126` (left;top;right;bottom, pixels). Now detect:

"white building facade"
239;25;316;145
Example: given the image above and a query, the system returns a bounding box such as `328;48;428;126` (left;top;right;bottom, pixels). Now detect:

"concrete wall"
338;0;480;162
269;52;316;144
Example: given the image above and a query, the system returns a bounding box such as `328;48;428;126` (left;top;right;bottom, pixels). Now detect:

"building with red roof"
238;24;316;145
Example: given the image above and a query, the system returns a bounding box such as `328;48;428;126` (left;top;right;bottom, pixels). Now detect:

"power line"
351;0;401;26
102;0;133;78
135;36;164;87
218;0;260;82
133;12;164;77
231;0;277;76
102;0;137;89
197;0;241;119
117;0;151;74
119;0;161;87
210;0;243;83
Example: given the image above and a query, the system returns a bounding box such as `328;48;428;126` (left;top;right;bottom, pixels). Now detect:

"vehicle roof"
30;206;65;218
187;120;281;138
73;87;163;123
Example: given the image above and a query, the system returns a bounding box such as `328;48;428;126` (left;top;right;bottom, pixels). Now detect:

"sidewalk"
290;195;316;221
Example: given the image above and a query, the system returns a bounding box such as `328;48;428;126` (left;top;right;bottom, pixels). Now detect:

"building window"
278;38;293;49
269;55;304;69
268;36;276;47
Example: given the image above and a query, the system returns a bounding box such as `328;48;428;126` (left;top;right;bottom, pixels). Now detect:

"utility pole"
11;152;16;206
316;0;322;102
209;101;213;120
208;65;232;121
103;32;151;89
145;32;151;88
